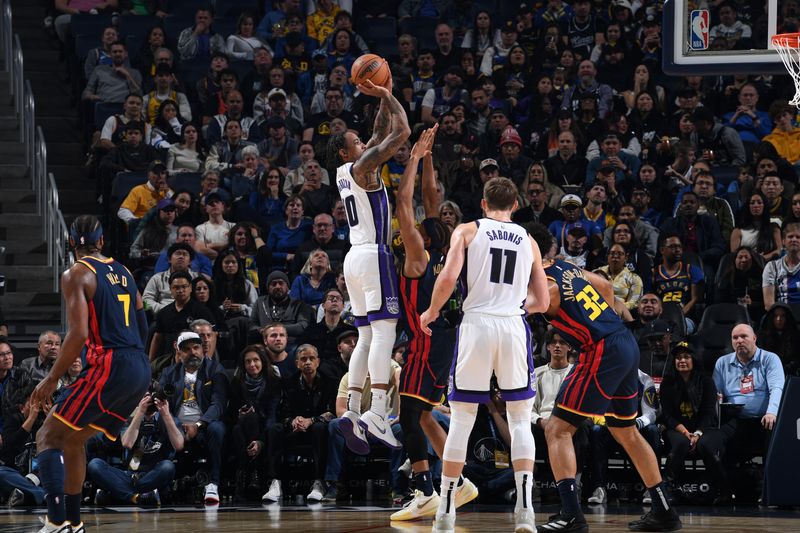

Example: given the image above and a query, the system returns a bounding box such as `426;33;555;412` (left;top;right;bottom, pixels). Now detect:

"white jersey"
335;162;392;247
462;218;533;316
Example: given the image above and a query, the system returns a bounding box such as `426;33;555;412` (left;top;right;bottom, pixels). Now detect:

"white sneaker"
38;521;71;533
588;486;607;504
454;477;479;508
514;507;537;533
26;473;41;486
398;458;412;478
71;523;86;533
262;479;282;502
307;480;325;502
642;489;652;505
390;490;440;521
204;482;220;504
358;410;401;449
339;410;370;455
431;512;455;533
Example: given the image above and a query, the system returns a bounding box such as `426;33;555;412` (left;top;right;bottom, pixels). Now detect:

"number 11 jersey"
462;218;533;316
545;259;624;349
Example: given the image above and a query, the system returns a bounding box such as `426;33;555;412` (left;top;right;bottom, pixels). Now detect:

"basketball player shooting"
327;72;411;452
525;224;682;533
30;215;151;533
419;177;550;533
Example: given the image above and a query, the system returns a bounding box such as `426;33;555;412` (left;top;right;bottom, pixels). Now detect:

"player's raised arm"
365;72;393;150
398;125;438;278
420;127;439;219
525;235;550;314
351;80;411;182
420;222;474;335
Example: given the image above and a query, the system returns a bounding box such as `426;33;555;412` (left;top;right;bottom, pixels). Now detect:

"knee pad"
442;401;479;463
366;319;397;385
507;399;535;462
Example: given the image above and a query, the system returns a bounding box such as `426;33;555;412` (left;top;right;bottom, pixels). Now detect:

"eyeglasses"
43;341;60;347
326;295;343;302
0;351;12;358
528;189;545;195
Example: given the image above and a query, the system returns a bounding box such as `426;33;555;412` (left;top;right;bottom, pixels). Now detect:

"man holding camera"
87;388;184;506
159;331;228;504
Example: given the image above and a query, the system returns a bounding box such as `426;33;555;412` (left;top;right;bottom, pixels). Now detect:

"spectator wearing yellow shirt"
306;0;341;46
118;160;173;224
763;100;800;166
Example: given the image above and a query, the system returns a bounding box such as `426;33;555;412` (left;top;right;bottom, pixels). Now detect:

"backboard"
663;0;791;75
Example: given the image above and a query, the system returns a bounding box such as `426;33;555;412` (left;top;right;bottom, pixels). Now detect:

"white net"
772;33;800;107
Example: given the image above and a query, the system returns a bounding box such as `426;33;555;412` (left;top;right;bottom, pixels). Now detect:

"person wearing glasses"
512;180;563;226
289;213;350;278
20;332;61;383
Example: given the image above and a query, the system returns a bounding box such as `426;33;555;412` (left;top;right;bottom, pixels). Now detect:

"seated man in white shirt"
194;189;235;260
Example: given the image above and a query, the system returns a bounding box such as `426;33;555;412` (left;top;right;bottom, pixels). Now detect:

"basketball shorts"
553;328;640;427
399;328;456;406
53;348;151;440
448;313;535;404
344;244;401;326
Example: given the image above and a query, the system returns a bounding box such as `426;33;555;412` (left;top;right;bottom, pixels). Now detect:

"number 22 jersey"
545;259;624;348
461;218;533;316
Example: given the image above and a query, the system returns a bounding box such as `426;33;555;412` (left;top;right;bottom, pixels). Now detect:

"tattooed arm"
352;80;411;191
365;98;392;150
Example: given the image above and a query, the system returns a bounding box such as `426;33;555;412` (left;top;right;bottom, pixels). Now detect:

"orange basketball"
350;53;391;88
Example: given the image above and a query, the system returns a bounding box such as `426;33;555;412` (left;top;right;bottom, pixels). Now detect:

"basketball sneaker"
339;410;370;455
390;490;440;521
204;483;219;504
358;410;401;449
588;487;607;504
7;488;25;508
627;508;682;531
71;523;85;533
431;512;455;533
262;479;282;502
454;477;479;508
539;511;588;532
306;480;326;502
37;520;72;533
514;508;537;533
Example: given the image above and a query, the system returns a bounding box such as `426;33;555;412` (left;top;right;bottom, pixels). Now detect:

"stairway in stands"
0;0;96;346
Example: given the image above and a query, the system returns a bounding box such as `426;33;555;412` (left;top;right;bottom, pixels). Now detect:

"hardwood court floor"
1;503;799;532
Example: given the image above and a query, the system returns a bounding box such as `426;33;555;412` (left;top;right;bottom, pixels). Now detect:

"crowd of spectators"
1;0;799;510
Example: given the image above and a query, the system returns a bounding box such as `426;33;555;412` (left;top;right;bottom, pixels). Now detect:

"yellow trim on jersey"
546;275;558;283
52;412;83;432
89;423;118;441
556;403;595;418
604;411;638;420
400;391;444;406
75;259;97;273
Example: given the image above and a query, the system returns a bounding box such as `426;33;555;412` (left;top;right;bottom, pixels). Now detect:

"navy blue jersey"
650;262;704;306
76;256;144;353
400;249;448;333
545;259;625;349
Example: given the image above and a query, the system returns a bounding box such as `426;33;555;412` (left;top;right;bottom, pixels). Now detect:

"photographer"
87;389;184;506
159;331;228;504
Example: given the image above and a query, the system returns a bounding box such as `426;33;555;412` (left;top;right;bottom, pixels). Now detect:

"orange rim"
772;32;800;48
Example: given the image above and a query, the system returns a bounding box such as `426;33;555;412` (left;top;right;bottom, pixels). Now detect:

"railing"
1;1;69;329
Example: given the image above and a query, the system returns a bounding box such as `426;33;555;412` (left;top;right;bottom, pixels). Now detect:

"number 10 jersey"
545;259;625;349
462;218;533;316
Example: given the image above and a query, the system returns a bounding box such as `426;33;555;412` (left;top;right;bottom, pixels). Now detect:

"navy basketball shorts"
553;328;639;428
399;328;456;407
53;348;151;440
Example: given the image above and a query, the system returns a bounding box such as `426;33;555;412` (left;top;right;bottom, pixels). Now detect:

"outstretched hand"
357;78;392;99
411;123;438;159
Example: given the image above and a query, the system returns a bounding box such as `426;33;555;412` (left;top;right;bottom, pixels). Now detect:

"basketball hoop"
772;33;800;107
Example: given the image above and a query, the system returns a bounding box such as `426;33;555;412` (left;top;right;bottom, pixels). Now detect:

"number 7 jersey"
545;259;624;349
461;218;533;316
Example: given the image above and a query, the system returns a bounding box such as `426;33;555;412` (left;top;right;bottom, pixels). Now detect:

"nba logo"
690;10;709;50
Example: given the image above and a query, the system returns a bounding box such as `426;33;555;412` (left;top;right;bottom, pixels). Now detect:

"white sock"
438;475;459;515
515;470;533;510
347;390;362;414
370;388;387;418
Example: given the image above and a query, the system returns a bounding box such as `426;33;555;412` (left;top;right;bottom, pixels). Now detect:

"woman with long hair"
192;276;227;328
523;160;567;210
229;344;281;500
623;63;666;112
608;221;652;278
129;199;177;261
153;99;185;149
167;122;206;174
389;34;417;83
135;25;168;78
730;191;782;261
228;222;264;288
249;167;287;229
265;195;312;273
658;343;724;501
438;201;462;231
289;249;337;308
627;91;667;156
759;303;800;376
586;112;641;159
213;249;258;352
226;11;272;61
545;109;585;158
460;10;501;60
327;29;357;72
714;246;765;322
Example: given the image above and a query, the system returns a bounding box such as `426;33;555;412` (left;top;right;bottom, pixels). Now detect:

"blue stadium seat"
110;172;148;206
124;35;143;58
94;101;124;131
178;57;211;88
216;0;259;18
360;16;397;47
168;172;202;195
70;14;114;41
163;15;194;47
117;14;160;41
74;34;99;61
399;17;438;50
212;17;239;39
228;59;254;80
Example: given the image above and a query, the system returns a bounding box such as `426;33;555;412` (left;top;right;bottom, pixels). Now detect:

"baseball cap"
266;115;286;128
501;19;518;33
613;0;633;10
336;329;358;343
147;159;167;173
203;189;231;206
480;158;499;171
560;194;583;208
490;106;509;118
642;319;672;339
267;87;287;100
312;47;328;59
446;65;465;78
671;340;693;356
157;198;175;210
643;14;659;26
601;132;620;142
177;331;202;348
632;184;651;195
